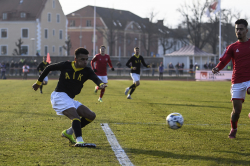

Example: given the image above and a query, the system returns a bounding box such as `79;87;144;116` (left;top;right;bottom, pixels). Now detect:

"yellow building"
0;0;67;56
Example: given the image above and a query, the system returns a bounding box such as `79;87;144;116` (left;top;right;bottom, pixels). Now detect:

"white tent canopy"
163;45;216;70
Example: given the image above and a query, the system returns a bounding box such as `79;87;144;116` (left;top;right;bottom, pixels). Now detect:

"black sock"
129;84;136;89
81;117;93;128
130;86;136;95
40;85;43;91
72;118;82;138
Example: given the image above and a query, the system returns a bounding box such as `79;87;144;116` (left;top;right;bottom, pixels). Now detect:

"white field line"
101;123;134;166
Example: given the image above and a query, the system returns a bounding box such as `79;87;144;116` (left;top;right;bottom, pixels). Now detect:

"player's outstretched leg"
125;87;130;95
40;84;43;93
98;89;105;102
61;128;76;144
94;86;98;94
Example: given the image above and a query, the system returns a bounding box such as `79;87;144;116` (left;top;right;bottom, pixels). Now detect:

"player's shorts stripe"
85;118;93;122
101;123;134;166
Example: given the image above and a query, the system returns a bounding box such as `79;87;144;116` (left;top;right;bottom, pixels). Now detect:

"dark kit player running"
124;47;150;99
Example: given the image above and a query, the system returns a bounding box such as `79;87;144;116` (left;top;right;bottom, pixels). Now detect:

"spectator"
1;62;6;79
18;60;23;76
194;62;199;70
208;61;213;69
158;62;164;80
189;63;194;76
10;61;14;76
5;61;9;76
169;62;174;76
175;62;180;76
204;62;208;70
22;63;30;80
14;62;18;76
151;62;156;76
36;51;40;56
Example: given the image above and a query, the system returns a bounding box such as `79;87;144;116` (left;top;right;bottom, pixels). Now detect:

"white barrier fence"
195;70;232;81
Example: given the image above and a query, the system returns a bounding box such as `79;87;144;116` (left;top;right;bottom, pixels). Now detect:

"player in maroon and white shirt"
91;45;114;102
212;19;250;139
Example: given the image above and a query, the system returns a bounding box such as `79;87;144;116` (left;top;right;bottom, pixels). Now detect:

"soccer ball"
166;113;184;129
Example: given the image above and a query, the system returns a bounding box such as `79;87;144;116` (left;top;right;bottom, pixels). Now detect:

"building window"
52;0;55;8
44;46;48;55
59;47;62;55
22;29;28;38
53;29;55;36
57;14;60;23
45;29;48;39
1;46;7;55
52;46;55;53
127;38;131;45
1;29;7;38
48;13;51;22
20;12;26;18
2;13;7;20
21;46;28;55
59;30;63;39
134;38;137;45
69;20;75;27
86;20;91;27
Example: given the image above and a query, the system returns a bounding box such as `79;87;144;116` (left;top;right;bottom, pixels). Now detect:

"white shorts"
97;75;108;83
50;91;82;115
231;80;250;102
130;73;140;82
43;76;48;82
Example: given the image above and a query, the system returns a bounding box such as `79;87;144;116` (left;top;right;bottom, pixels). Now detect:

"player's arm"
107;56;114;71
126;57;133;68
32;62;64;91
212;47;233;74
141;56;150;68
88;69;107;89
37;63;42;74
90;56;97;72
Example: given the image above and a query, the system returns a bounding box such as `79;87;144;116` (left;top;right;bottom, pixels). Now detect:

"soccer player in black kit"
37;56;49;93
125;47;150;99
32;48;107;147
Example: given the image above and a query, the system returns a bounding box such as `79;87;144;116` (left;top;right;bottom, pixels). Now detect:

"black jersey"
126;54;149;74
38;61;103;98
37;61;49;72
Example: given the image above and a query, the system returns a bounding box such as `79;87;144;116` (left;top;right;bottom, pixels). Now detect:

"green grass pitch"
1;79;250;165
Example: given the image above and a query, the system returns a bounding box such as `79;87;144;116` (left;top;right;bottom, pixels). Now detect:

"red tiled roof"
165;45;215;56
0;0;47;21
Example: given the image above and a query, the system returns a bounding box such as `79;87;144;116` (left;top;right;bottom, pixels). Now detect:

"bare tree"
177;0;210;50
158;27;176;54
96;9;120;56
63;36;72;56
206;9;242;54
139;11;159;56
12;38;23;55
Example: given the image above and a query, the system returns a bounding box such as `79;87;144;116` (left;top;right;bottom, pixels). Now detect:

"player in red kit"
212;19;250;139
91;45;114;102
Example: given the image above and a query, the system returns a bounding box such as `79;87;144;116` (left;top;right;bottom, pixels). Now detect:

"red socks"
230;120;238;129
100;88;105;98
